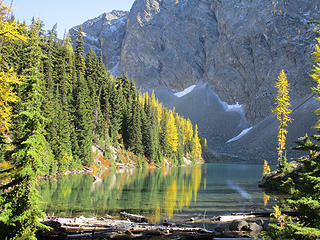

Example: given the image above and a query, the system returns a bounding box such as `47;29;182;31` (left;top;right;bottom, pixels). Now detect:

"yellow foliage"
273;70;292;164
0;1;27;133
264;193;270;206
185;119;193;143
192;124;201;160
0;1;28;43
191;164;201;201
263;160;271;175
0;68;22;132
166;110;179;152
271;205;288;228
311;27;320;128
144;91;149;106
165;180;177;219
0;160;13;169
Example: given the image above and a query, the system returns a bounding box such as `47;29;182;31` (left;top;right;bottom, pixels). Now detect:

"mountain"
70;0;320;163
69;10;128;75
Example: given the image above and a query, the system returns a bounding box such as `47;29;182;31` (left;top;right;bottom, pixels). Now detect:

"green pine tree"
73;26;94;166
0;20;53;239
127;98;143;155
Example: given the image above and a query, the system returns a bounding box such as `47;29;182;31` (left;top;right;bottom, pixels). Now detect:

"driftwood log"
37;215;214;239
120;211;148;223
212;211;298;222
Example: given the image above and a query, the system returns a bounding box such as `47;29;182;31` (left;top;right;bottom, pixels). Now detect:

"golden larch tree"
0;1;27;133
273;69;292;165
192;124;202;160
166;110;179;152
311;26;320;128
186;119;193;143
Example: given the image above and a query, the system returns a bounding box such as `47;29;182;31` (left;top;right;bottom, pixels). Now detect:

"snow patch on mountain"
174;85;196;98
207;84;245;116
226;127;253;143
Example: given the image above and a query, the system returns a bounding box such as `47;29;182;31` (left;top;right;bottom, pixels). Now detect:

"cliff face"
119;0;320;124
70;0;320;162
69;10;129;75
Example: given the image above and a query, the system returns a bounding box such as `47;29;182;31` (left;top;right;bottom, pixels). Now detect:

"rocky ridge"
69;10;129;75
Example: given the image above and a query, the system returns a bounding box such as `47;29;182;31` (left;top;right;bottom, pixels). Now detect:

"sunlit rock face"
70;0;320;162
69;10;129;75
120;0;320;124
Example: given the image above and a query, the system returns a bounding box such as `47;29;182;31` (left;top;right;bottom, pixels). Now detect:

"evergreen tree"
141;100;155;161
160;110;170;157
0;20;53;239
127;98;143;155
73;26;93;166
85;48;98;114
75;73;94;166
108;80;123;141
74;26;85;74
62;32;80;168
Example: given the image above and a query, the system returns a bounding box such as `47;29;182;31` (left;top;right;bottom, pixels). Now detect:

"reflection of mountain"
38;165;202;222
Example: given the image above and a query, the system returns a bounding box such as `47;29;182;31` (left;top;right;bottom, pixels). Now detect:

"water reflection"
38;164;274;223
39;165;203;222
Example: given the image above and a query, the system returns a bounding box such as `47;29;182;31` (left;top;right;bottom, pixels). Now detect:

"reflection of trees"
38;164;203;222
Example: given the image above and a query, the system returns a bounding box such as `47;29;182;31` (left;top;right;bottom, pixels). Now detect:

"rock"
229;220;249;231
256;219;264;227
248;222;263;233
69;10;129;75
258;161;305;189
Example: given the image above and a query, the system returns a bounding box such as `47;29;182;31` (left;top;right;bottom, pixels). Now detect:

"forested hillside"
1;20;203;172
0;2;203;238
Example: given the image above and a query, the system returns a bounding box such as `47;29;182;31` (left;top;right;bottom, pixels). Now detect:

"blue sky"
4;0;135;38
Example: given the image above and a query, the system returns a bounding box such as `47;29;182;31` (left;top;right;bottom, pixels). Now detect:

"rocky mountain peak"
69;0;320;161
69;10;129;74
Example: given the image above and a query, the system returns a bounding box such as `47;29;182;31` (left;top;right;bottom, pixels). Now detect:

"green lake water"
38;163;274;223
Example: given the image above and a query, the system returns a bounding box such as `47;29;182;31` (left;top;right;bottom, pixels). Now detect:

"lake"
38;163;274;224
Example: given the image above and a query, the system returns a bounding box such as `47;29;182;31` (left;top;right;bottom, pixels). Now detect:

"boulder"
229;220;249;231
248;222;263;233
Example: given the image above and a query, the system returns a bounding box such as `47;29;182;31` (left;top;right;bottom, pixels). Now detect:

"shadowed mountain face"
70;0;320;163
154;85;319;164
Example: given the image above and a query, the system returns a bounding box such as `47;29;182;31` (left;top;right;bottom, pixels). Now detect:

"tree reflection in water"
38;164;203;223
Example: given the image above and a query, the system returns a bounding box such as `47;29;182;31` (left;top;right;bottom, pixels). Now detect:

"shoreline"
37;211;273;239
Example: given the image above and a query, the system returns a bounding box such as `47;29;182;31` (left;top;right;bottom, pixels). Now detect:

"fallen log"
212;215;257;222
213;211;299;222
39;216;214;239
120;211;148;223
231;211;299;218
